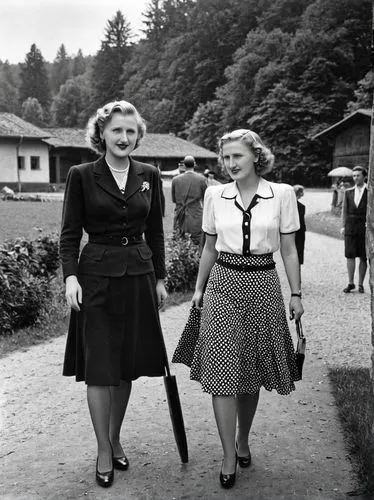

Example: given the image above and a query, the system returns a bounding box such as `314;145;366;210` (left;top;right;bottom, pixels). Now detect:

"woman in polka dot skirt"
174;129;304;489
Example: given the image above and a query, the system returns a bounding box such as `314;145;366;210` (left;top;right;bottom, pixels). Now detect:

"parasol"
327;167;353;177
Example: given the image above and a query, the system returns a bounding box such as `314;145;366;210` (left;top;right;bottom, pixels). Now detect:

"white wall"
0;138;50;183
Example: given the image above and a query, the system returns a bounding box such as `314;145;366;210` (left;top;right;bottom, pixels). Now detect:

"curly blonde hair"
86;100;146;154
218;129;274;176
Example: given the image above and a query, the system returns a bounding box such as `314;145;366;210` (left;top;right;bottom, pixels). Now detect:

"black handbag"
295;318;306;379
159;326;189;463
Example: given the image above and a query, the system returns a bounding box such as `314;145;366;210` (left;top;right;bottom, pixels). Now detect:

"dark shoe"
96;458;114;488
235;443;251;468
343;284;355;293
358;285;364;293
113;455;129;470
219;458;237;489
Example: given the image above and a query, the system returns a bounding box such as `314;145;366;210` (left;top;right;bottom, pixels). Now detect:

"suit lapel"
358;187;367;209
123;158;145;202
93;156;125;203
93;156;145;203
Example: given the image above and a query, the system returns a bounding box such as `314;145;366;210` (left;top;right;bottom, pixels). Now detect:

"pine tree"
51;44;71;93
91;11;132;107
19;44;51;112
72;49;86;77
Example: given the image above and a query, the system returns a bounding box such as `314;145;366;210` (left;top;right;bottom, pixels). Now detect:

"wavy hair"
218;129;274;176
86;100;146;154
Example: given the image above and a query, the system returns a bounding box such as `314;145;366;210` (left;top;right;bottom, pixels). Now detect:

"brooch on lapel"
141;181;150;192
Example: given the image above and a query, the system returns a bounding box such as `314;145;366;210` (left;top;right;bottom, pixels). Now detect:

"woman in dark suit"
60;100;167;488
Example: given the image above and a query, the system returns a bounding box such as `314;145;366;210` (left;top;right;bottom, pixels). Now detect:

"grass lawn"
0;199;63;243
329;367;374;496
305;210;343;240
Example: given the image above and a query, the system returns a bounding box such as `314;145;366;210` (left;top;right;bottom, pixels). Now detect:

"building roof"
42;128;217;159
134;133;217;159
313;108;371;139
0;113;49;139
43;128;90;149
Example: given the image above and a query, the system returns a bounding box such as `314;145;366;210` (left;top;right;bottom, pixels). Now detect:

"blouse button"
244;235;249;239
244;222;249;226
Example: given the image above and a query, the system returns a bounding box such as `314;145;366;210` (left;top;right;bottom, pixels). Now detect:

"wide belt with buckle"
89;234;144;246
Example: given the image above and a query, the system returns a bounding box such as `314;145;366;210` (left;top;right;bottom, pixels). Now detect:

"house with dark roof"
0;113;50;191
43;128;97;184
132;133;218;172
313;108;371;169
0;114;218;190
44;129;218;184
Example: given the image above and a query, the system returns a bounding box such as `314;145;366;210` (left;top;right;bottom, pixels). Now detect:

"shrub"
0;234;60;335
165;233;201;292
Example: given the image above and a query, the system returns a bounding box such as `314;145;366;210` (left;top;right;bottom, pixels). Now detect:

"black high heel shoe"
113;455;129;471
96;458;114;488
110;442;130;470
219;457;237;489
235;442;251;468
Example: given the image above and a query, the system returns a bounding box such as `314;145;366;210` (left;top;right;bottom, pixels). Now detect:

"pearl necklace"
107;160;129;192
107;160;129;173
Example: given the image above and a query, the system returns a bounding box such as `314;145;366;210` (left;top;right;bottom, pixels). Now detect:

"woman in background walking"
60;100;167;488
175;129;303;489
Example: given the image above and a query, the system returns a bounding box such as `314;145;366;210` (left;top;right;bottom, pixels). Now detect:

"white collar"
221;177;274;200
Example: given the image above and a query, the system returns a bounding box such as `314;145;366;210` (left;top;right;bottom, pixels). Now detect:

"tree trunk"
369;0;374;491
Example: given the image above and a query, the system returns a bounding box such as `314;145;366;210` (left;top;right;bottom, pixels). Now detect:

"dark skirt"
187;253;300;396
63;272;166;385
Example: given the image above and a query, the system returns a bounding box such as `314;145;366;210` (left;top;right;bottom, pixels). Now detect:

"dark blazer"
296;201;306;233
60;156;165;280
171;171;207;234
342;186;367;236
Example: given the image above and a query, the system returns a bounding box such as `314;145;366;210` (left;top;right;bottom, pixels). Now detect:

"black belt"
89;235;144;246
216;259;275;272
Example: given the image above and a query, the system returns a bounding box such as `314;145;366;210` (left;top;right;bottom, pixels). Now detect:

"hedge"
0;235;60;335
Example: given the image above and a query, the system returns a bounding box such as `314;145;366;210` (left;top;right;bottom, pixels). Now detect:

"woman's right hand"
65;275;82;312
191;289;204;310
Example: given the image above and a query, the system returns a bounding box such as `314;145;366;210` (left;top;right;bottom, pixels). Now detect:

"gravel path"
0;190;371;499
1;230;370;499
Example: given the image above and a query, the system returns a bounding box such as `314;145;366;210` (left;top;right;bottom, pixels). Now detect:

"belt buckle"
121;236;129;246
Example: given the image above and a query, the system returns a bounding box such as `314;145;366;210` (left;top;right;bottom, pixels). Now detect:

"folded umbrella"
295;319;306;379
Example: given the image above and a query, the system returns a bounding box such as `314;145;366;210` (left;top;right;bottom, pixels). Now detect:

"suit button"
122;204;127;209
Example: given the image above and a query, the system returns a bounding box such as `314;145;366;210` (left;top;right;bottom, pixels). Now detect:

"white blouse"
202;177;300;255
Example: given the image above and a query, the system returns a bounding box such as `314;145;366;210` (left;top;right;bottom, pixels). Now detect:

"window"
17;156;25;170
30;156;40;170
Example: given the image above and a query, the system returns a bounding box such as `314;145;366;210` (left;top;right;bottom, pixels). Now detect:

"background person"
171;155;207;244
293;184;306;283
341;165;368;293
60;100;167;488
175;129;303;489
204;168;221;186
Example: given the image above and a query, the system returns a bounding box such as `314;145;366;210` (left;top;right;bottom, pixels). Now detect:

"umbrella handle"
296;318;305;340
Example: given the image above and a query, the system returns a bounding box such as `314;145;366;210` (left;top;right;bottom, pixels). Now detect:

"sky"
0;0;150;64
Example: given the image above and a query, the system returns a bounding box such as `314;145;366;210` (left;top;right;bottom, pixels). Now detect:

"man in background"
341;165;368;293
171;155;207;245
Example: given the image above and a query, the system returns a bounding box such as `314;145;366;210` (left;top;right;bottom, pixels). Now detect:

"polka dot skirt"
187;252;300;396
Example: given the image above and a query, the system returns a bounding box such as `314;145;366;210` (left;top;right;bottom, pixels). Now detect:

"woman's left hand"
156;279;168;309
289;297;304;321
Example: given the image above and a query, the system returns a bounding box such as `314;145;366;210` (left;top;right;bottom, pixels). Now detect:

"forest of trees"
0;0;371;185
